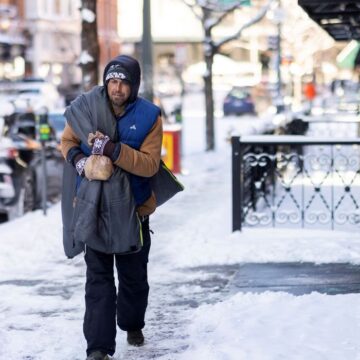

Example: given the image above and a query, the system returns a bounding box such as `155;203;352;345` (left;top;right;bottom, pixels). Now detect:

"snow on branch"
79;50;94;65
214;0;275;51
81;8;96;23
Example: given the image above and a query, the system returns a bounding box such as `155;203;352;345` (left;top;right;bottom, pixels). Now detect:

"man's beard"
110;94;127;108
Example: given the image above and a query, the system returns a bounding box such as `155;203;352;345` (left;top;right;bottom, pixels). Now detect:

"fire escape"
298;0;360;40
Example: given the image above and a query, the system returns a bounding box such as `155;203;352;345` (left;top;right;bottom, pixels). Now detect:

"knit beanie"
104;64;132;84
103;55;141;103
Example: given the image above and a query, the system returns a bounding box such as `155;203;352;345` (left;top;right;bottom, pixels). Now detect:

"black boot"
127;330;145;346
86;351;109;360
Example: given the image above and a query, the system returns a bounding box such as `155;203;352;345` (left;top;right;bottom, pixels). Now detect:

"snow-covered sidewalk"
1;125;360;359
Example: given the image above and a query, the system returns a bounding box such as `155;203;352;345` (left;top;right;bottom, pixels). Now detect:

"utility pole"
203;7;215;151
274;0;284;112
142;0;154;101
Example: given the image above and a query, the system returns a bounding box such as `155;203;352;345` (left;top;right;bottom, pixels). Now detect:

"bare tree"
80;0;100;92
182;0;275;151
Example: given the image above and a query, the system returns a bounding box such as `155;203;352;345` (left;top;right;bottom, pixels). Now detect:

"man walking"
61;55;163;360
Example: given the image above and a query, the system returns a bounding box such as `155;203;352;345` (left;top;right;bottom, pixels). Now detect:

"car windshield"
18;89;41;94
230;88;250;99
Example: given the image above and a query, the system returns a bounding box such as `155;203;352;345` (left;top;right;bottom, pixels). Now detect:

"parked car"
0;78;64;111
0;110;64;221
223;86;256;116
0;139;16;222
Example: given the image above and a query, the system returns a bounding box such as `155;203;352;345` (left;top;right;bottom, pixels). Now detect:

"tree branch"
214;0;275;51
182;0;203;21
206;3;241;31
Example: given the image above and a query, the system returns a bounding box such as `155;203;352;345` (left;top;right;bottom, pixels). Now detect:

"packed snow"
173;291;360;360
1;95;360;359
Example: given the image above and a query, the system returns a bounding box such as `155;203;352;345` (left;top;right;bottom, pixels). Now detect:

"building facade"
0;0;120;93
98;0;121;73
24;0;81;88
0;0;26;79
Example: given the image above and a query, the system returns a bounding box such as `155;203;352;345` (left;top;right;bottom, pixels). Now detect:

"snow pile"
173;291;360;360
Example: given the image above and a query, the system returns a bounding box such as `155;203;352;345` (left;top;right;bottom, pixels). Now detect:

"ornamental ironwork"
232;135;360;231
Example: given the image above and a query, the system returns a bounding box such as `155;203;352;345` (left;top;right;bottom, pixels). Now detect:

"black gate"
232;135;360;231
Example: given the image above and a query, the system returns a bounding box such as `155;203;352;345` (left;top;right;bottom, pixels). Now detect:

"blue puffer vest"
80;97;160;205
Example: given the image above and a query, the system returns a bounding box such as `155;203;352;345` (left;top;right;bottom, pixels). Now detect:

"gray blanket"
61;86;142;258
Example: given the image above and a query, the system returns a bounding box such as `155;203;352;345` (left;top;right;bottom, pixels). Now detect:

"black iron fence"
232;135;360;231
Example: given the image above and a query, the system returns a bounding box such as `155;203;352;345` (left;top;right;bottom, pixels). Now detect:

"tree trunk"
204;10;215;151
81;0;100;92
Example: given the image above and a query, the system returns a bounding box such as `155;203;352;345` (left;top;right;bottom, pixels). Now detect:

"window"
39;0;75;18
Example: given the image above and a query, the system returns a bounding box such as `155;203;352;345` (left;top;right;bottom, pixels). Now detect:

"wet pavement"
228;262;360;296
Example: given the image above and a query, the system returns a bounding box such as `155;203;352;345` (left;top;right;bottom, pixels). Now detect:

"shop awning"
336;40;360;68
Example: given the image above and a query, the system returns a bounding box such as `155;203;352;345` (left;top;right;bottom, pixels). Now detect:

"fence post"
232;136;242;231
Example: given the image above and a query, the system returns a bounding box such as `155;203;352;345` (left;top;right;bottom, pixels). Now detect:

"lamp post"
273;0;284;112
142;0;154;102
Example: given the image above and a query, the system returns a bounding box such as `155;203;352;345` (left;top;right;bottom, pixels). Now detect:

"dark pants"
83;218;151;356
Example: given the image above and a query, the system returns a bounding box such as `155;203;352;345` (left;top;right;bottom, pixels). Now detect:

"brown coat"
60;116;163;216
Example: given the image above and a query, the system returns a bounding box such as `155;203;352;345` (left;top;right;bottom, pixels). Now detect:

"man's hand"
75;154;88;177
88;132;120;160
91;135;111;156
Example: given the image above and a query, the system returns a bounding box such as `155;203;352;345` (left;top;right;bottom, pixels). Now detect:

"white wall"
118;0;203;42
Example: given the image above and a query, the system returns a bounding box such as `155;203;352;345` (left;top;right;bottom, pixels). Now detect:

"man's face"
107;79;131;108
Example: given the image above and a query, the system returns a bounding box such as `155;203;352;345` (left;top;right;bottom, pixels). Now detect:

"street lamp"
142;0;154;102
268;0;284;113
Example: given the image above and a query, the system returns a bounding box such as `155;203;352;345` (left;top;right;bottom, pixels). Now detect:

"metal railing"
232;135;360;231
